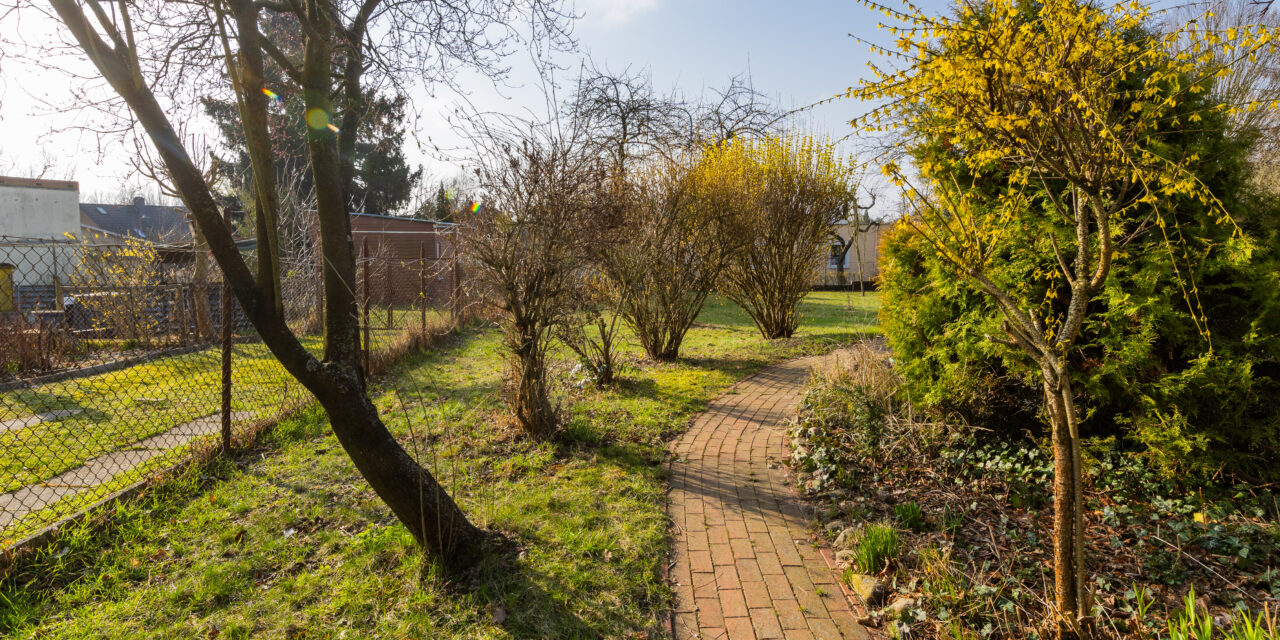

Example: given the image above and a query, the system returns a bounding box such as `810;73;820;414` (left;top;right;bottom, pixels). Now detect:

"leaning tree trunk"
47;0;487;571
299;0;485;566
313;363;484;564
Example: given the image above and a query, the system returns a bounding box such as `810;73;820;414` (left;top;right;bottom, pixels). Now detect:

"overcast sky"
0;0;948;212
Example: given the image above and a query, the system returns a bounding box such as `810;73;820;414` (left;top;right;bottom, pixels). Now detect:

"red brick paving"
668;357;871;640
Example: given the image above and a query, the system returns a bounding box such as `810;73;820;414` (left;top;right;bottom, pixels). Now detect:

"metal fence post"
175;287;187;347
385;252;393;329
450;244;460;327
220;211;233;453
419;241;427;332
50;242;60;309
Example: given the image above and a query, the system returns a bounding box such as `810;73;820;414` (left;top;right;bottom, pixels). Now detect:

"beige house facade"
819;220;886;287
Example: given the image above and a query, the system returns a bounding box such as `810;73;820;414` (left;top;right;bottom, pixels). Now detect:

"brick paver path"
667;356;871;640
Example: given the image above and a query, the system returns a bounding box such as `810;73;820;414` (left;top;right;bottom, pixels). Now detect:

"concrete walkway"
667;356;871;640
0;411;250;530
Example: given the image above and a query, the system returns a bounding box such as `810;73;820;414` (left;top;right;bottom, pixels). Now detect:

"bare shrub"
556;270;622;386
601;154;738;361
459;129;603;438
0;315;81;378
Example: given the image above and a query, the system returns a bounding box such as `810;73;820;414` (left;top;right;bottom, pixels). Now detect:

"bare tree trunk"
854;232;866;296
229;0;284;317
983;268;1093;639
1061;373;1091;634
510;317;555;437
832;235;852;287
298;0;486;564
1042;363;1089;640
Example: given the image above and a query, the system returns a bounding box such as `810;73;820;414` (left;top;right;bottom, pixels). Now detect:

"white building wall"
0;177;81;287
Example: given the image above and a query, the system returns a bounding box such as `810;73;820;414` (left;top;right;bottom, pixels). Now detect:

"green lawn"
0;310;437;534
1;291;879;639
0;342;308;495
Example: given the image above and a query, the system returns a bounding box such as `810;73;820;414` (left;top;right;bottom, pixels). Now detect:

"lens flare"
469;201;481;214
306;108;329;130
261;88;283;103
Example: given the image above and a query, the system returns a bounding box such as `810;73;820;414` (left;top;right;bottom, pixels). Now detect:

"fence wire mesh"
0;234;461;549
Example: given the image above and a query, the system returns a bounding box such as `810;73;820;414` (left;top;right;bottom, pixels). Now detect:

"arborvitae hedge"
879;97;1280;482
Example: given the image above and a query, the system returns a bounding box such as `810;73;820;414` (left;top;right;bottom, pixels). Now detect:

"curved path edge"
665;355;872;640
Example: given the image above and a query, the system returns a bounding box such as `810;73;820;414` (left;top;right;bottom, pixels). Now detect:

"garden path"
667;355;871;640
0;411;250;532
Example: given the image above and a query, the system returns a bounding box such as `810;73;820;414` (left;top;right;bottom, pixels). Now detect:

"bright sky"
0;0;952;212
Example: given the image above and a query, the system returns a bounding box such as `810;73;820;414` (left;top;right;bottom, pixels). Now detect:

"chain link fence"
0;233;462;549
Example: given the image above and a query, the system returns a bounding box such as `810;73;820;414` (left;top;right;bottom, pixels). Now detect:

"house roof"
79;198;192;244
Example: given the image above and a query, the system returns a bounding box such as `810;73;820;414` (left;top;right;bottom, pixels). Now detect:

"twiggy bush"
461;132;604;438
0;314;82;378
713;135;856;339
600;154;737;361
556;271;622;386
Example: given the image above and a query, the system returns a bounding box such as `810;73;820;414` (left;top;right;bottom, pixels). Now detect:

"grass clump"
893;501;925;531
850;522;899;574
1163;589;1279;640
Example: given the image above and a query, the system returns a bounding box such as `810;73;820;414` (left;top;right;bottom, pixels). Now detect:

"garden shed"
349;213;458;307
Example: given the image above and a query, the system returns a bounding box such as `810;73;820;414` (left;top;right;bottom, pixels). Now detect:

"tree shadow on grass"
7;389;95;420
464;537;610;640
675;354;774;380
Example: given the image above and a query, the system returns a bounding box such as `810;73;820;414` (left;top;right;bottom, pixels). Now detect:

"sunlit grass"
2;292;880;639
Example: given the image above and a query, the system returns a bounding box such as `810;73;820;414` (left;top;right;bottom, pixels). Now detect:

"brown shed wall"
349;215;457;307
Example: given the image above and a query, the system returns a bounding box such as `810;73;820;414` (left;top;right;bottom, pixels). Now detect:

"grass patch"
0;312;444;544
0;342;309;494
2;291;879;638
848;523;900;575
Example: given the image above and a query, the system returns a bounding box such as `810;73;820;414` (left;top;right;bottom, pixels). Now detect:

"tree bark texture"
1042;365;1089;639
509;317;556;437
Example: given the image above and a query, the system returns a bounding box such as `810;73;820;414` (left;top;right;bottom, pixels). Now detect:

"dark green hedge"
879;111;1280;481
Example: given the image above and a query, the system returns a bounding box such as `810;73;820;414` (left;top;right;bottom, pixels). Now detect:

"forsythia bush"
880;102;1280;479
